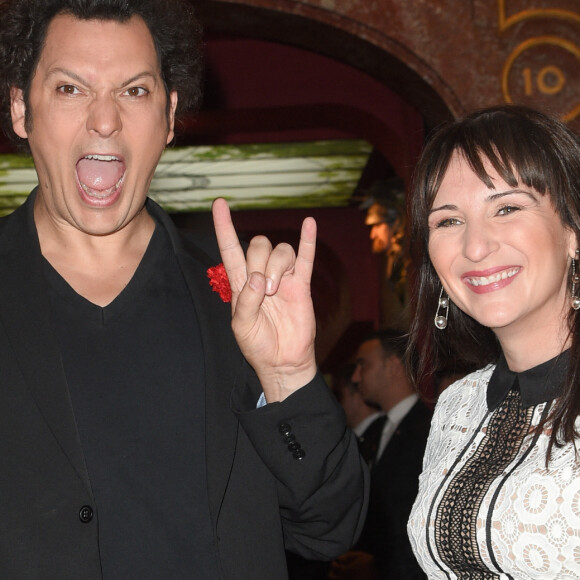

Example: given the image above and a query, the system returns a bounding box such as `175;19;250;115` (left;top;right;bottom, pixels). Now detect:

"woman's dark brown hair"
407;104;580;461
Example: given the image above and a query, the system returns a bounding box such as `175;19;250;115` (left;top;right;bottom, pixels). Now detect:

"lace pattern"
435;387;533;578
408;367;580;580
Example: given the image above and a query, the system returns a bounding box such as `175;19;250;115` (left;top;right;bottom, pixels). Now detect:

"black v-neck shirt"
43;222;219;579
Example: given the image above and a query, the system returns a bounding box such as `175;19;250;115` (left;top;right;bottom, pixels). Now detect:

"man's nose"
86;95;122;138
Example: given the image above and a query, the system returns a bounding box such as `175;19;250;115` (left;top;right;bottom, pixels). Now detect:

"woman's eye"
435;217;462;228
497;205;520;216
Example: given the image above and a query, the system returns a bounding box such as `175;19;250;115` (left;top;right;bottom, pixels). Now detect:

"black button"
79;505;94;523
278;423;291;436
287;441;301;452
293;449;306;460
283;433;296;443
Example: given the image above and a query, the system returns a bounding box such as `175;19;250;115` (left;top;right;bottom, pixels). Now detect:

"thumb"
231;271;266;335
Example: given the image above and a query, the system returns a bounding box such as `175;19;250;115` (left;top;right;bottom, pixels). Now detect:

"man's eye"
58;85;79;95
124;87;148;97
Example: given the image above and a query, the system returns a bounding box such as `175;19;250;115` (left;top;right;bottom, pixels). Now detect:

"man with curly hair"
0;1;367;577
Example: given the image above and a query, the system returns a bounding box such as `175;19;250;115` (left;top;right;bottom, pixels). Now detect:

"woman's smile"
462;266;521;293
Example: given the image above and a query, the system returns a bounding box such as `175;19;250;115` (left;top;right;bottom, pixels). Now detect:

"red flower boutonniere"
207;263;232;303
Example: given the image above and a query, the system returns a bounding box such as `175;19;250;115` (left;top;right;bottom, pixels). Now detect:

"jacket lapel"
372;402;419;472
0;193;241;519
0;193;92;491
150;201;240;521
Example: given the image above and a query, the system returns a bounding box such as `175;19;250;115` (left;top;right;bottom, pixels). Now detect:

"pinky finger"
295;217;317;281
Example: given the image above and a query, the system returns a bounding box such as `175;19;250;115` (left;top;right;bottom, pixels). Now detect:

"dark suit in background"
357;414;387;466
357;400;432;579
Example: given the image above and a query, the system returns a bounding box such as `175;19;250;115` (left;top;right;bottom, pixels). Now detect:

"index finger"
294;216;317;282
211;198;247;281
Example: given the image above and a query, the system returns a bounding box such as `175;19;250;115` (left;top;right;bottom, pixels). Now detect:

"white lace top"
408;359;580;579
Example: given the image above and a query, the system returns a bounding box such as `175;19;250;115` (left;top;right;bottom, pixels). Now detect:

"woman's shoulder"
418;364;496;477
438;363;495;402
432;364;495;423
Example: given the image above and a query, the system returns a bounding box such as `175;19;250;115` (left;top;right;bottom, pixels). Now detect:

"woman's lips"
462;266;521;294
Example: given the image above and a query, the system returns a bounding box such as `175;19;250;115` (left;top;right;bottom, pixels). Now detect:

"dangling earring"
572;249;580;310
434;287;450;329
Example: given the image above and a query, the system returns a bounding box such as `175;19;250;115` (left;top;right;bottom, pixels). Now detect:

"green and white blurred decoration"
0;140;372;216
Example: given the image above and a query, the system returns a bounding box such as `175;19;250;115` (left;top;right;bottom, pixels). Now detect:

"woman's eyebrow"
486;189;539;203
429;204;457;215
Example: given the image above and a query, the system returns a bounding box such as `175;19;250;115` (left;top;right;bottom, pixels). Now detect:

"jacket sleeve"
230;362;369;560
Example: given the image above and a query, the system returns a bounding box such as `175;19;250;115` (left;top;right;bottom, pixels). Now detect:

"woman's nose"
462;222;499;263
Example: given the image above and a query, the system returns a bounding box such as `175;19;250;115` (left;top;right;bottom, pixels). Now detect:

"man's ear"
166;90;178;145
385;353;407;379
10;87;28;139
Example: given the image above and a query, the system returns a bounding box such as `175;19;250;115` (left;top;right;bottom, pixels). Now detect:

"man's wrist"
257;363;318;403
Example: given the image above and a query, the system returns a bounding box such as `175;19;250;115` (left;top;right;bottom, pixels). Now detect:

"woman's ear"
10;87;28;139
567;228;578;261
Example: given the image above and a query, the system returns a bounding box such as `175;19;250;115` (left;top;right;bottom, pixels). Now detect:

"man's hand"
212;198;317;402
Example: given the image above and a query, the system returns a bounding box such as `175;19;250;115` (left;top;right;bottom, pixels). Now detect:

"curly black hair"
0;0;204;148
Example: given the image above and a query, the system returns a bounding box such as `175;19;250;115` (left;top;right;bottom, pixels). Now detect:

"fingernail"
249;273;260;291
266;278;274;294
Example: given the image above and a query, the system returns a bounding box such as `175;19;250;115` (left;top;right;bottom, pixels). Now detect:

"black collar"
487;350;569;410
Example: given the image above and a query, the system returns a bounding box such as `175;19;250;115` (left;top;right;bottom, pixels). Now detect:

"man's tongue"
77;158;125;194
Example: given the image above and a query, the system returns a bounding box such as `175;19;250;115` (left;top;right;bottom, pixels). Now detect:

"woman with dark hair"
406;105;580;578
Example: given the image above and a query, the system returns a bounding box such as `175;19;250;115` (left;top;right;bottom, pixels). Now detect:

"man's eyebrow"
45;67;159;88
120;71;159;88
45;67;87;85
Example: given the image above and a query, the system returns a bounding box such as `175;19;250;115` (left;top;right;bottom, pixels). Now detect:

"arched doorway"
173;2;453;367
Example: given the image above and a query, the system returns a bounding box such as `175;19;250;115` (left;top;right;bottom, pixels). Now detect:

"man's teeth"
80;176;124;197
84;154;119;161
466;268;520;287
